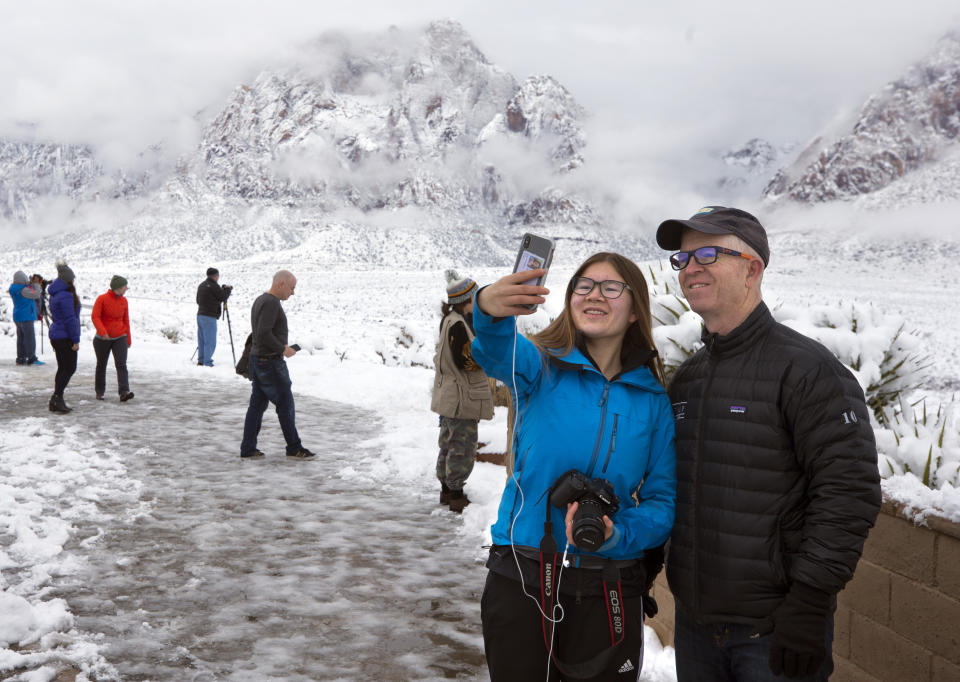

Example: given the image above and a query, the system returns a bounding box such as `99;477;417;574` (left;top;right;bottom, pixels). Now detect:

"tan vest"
431;311;494;420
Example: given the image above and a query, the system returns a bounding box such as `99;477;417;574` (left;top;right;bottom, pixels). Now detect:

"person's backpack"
236;334;253;380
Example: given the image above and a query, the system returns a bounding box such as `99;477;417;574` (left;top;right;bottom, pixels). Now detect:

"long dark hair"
439;300;471;330
67;282;80;310
530;252;665;385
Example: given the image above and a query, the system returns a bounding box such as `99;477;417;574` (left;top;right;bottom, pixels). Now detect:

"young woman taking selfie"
472;251;677;681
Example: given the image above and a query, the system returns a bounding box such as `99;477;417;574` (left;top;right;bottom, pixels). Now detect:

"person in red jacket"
91;275;134;402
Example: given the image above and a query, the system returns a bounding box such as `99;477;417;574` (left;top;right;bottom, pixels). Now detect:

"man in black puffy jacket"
656;206;881;681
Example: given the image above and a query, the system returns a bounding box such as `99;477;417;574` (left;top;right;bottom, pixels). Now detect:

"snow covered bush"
772;302;928;424
0;296;12;337
646;265;702;381
160;324;182;343
374;324;433;368
875;396;960;490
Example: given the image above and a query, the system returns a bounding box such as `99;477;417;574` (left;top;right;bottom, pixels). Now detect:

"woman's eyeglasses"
669;246;759;271
571;277;631;299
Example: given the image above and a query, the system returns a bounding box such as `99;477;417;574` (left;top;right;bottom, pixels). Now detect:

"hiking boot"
287;448;316;459
49;394;72;414
96;393;104;400
241;449;266;459
119;391;135;402
448;490;470;513
440;484;452;505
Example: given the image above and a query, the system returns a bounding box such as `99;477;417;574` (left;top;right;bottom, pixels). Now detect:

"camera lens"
524;236;530;247
572;498;607;552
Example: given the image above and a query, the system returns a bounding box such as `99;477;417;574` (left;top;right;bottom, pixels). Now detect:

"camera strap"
539;512;627;679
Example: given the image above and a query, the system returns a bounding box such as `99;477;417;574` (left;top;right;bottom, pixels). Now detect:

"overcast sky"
2;0;959;221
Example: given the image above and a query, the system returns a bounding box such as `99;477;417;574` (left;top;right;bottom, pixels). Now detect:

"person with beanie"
8;270;43;365
196;266;232;367
47;259;81;414
429;270;493;513
91;275;134;402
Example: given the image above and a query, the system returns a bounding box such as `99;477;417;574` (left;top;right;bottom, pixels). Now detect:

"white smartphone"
512;233;555;310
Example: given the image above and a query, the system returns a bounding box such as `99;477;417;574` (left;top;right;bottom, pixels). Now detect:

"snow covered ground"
1;224;958;680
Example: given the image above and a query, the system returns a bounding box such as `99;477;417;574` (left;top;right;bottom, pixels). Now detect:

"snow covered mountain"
715;138;795;198
2;20;633;268
765;32;960;204
170;20;596;223
0;139;160;221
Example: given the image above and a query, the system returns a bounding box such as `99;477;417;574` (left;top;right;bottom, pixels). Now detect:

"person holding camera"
430;270;494;513
91;275;134;402
9;271;44;366
196;266;232;367
472;252;677;681
47;260;82;414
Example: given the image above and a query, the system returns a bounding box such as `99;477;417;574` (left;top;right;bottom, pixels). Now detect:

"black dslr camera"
549;470;620;552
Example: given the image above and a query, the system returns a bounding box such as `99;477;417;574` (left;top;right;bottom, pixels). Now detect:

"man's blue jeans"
240;355;302;456
196;314;218;366
674;604;834;682
15;320;37;364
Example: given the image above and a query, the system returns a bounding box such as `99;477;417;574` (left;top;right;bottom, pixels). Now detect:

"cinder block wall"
649;501;960;681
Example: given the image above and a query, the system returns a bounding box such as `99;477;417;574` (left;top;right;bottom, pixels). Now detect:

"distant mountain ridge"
765;32;960;204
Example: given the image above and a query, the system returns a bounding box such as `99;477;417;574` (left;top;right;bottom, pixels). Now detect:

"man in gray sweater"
239;270;314;459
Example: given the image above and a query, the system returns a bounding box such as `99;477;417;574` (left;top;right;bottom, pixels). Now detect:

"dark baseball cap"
656;206;770;266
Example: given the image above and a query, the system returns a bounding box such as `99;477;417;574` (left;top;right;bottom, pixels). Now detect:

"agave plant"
772;301;929;424
876;396;959;489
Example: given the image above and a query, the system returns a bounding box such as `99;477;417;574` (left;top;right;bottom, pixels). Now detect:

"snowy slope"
765;32;960;204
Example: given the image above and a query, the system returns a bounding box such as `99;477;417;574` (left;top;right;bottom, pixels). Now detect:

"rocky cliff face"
0;140;157;221
3;21;627;266
765;32;960;203
168;19;595;227
716;138;795;197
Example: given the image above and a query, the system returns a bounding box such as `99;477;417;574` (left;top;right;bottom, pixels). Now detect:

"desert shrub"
375;325;433;368
875;396;959;490
773;302;928;424
646;265;702;381
160;325;182;343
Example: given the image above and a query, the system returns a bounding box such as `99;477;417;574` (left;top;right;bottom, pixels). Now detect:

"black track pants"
481;569;646;682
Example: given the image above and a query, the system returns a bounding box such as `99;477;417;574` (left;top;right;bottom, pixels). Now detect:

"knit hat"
110;275;128;291
445;269;477;304
56;259;75;284
13;271;27;285
206;267;219;277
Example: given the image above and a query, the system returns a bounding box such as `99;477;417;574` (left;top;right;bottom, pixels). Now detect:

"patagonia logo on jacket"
672;401;687;421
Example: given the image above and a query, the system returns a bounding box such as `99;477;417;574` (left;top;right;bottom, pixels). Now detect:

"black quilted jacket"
665;302;880;627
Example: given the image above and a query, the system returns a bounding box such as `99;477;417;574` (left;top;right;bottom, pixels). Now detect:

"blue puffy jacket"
48;279;81;343
8;283;38;323
471;304;677;561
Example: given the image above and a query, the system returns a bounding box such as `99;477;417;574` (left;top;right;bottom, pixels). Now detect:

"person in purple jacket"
47;260;82;414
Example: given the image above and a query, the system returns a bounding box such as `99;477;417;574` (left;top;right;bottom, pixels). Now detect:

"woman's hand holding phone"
476;269;550;317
